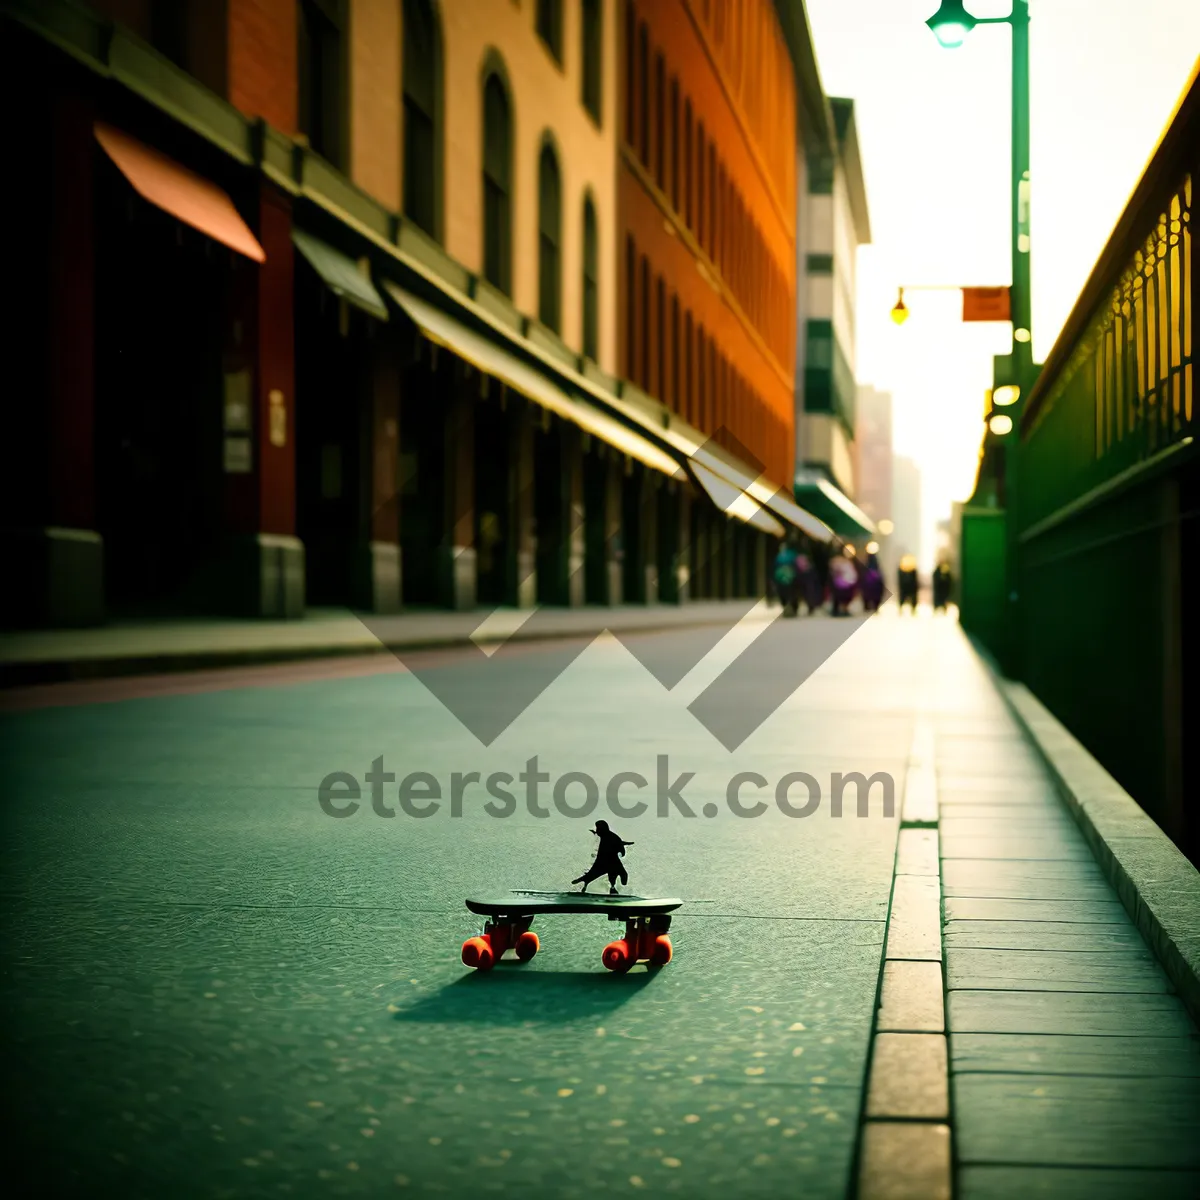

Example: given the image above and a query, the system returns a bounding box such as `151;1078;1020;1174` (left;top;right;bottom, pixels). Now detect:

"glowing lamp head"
878;518;894;535
989;413;1014;436
926;0;977;48
993;385;1021;406
890;288;910;325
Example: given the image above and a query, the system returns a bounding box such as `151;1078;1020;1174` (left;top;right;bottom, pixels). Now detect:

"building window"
683;100;693;228
708;145;717;257
806;253;834;274
684;311;694;422
536;0;564;63
656;276;666;400
670;294;680;411
697;326;707;429
669;78;680;210
482;71;513;295
538;141;562;332
696;123;706;247
582;0;602;123
640;255;651;391
654;54;665;189
582;196;599;360
626;236;637;380
298;0;348;170
402;0;442;240
624;2;636;145
637;23;650;165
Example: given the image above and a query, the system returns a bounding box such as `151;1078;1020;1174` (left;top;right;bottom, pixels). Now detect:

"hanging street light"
890;288;910;325
926;0;978;49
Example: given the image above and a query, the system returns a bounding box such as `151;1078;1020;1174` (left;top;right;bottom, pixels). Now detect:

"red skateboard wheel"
515;931;540;961
601;940;633;973
461;935;494;970
649;935;673;966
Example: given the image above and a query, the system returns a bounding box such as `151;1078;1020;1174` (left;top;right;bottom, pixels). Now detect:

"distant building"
792;88;875;542
854;385;895;579
891;455;923;577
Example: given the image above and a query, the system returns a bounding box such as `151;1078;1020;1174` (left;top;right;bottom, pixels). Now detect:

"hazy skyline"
804;0;1200;569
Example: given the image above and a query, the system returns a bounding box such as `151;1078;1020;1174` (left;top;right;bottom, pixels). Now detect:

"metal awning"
293;228;389;320
688;462;786;537
793;473;877;539
383;282;682;478
95;122;265;262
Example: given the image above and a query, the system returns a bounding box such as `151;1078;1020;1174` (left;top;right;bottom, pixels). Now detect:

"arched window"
538;140;562;332
402;0;442;240
581;0;602;123
582;195;599;360
482;70;513;295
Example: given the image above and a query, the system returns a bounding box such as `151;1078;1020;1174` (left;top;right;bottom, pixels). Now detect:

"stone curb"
994;677;1200;1023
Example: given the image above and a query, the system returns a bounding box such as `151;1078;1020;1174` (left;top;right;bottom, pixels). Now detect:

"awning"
685;442;833;544
383;282;682;478
95;122;265;262
793;472;877;540
688;462;786;537
293;228;389;320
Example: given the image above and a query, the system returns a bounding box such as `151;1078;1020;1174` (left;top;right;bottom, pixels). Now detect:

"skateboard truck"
601;913;673;974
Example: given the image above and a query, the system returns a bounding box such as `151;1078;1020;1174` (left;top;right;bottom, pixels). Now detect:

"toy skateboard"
461;892;681;973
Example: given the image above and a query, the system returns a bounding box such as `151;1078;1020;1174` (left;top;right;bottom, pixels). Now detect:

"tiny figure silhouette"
572;820;634;894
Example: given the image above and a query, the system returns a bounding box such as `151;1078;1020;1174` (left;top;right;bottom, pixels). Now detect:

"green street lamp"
926;0;977;48
925;0;1033;676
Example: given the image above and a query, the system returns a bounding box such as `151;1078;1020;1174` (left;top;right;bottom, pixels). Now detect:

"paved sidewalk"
0;600;785;685
894;620;1200;1199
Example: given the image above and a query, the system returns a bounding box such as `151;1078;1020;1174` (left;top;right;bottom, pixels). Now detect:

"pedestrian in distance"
932;560;953;612
773;535;801;617
859;551;885;613
829;548;859;616
572;820;634;895
897;554;919;613
795;538;821;615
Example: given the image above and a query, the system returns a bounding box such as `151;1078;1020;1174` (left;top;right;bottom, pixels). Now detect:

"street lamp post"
925;0;1032;674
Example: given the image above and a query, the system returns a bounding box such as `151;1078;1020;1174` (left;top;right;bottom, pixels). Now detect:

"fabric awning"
95;122;265;262
684;443;833;543
383;282;682;478
293;228;389;320
793;473;877;539
688;462;786;537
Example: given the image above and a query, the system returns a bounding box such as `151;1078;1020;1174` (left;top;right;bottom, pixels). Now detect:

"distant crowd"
771;537;954;618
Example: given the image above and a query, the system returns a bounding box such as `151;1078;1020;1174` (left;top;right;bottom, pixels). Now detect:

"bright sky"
804;0;1200;569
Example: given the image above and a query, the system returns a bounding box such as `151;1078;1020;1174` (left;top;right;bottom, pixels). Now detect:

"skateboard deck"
465;891;682;918
460;892;681;973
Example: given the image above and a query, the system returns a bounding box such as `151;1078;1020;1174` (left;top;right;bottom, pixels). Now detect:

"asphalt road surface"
1;607;918;1198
